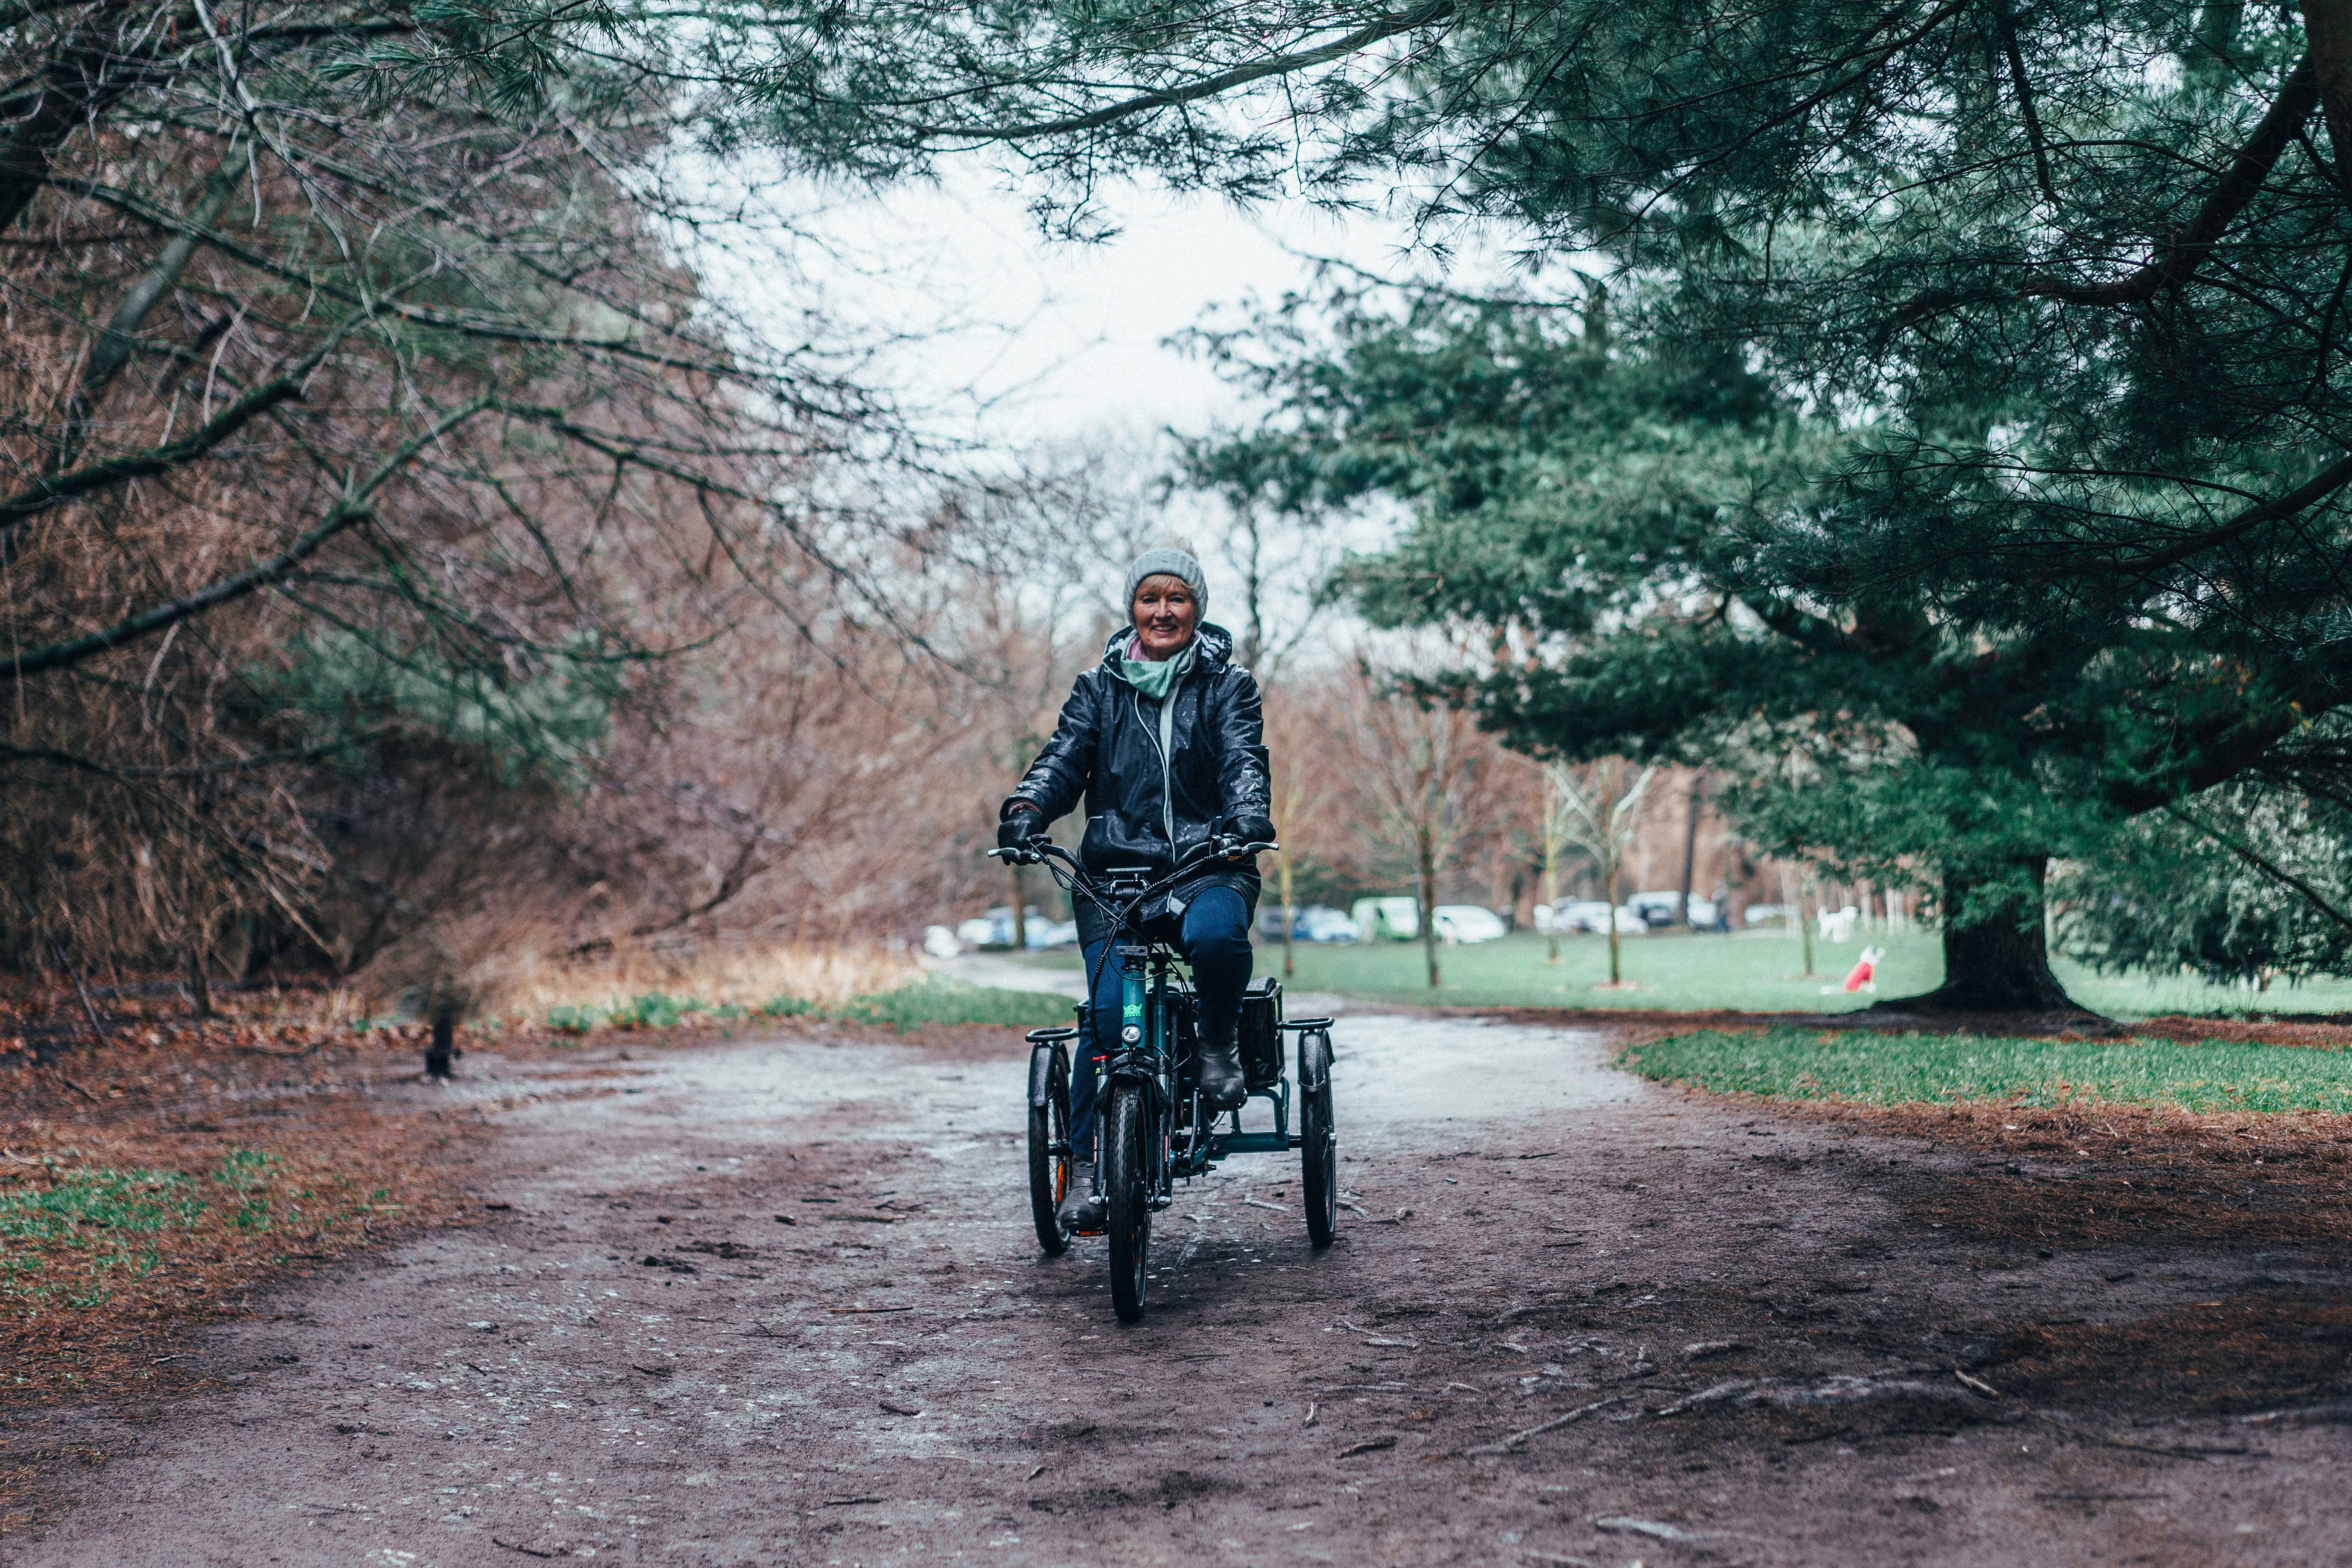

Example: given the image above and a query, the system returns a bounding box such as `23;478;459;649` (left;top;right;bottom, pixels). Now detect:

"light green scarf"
1117;635;1196;700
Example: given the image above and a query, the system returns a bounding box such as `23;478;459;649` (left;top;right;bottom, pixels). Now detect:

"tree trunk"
1604;863;1621;985
426;1001;457;1080
1278;853;1296;979
1540;836;1561;963
1418;837;1440;989
185;944;214;1019
1878;858;2084;1014
1677;771;1705;927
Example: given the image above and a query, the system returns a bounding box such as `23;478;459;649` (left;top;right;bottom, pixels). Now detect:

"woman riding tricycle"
996;547;1278;1232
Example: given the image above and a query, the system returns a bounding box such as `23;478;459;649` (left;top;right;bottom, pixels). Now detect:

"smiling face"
1129;574;1200;660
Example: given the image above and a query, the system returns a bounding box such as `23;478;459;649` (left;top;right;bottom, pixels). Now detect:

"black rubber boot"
1198;1035;1247;1112
1057;1160;1104;1232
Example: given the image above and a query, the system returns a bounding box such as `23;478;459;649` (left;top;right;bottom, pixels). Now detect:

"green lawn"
1621;1026;2352;1112
1010;929;2352;1020
831;976;1076;1031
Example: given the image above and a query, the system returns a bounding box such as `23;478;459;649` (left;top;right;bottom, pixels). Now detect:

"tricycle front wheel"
1104;1083;1152;1322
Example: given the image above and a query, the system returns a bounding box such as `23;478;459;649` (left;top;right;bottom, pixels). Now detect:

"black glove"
998;809;1044;851
1225;814;1276;849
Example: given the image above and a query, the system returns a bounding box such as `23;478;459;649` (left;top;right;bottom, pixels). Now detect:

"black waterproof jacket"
1002;622;1271;948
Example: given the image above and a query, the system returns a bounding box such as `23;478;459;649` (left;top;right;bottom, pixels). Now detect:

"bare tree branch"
5;395;492;679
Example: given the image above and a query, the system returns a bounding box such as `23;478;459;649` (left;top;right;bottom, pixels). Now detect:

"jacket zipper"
1134;685;1178;854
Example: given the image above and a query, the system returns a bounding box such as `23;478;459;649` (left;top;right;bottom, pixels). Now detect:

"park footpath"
10;1005;2352;1566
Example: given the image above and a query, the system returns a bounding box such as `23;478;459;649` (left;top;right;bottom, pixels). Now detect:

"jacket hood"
1098;620;1234;670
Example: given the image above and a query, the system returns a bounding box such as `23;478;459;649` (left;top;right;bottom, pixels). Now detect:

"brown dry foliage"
0;5;1001;1004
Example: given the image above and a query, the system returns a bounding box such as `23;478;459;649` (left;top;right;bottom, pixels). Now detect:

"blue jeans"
1071;885;1251;1163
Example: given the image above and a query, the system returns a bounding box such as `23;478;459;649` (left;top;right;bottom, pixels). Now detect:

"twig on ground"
1596;1515;1719;1541
1243;1197;1289;1213
878;1399;921;1416
1337;1436;1397;1458
1304;1401;1319;1427
2241;1400;2352;1426
1332;1318;1419;1348
50;1071;102;1105
1463;1393;1633;1454
1653;1380;1757;1416
1682;1340;1747;1360
54;940;107;1047
1955;1371;2263;1458
1496;1301;1574;1325
492;1539;558;1559
829;1305;913;1314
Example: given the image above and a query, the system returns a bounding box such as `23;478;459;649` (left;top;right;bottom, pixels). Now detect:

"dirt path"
11;1013;2352;1566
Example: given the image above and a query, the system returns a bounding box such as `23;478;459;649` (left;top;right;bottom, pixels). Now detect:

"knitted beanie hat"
1122;547;1209;618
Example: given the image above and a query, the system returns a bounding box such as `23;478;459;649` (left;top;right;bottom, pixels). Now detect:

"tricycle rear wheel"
1104;1083;1151;1322
1299;1029;1337;1247
1027;1042;1071;1256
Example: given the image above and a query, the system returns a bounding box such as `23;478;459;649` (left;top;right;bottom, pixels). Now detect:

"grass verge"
828;977;1074;1031
545;975;1074;1036
1617;1025;2352;1113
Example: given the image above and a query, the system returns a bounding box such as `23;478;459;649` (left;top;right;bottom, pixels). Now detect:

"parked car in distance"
1350;896;1421;941
1553;900;1647;935
1432;904;1508;944
1292;906;1361;943
954;906;1072;948
1622;890;1726;928
1625;891;1686;929
955;914;1007;947
1743;902;1793;926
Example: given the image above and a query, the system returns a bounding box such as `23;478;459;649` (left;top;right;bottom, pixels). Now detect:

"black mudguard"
1027;1038;1065;1109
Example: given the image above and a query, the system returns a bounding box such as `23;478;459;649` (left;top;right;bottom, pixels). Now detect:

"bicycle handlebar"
985;836;1277;873
981;833;1279;1019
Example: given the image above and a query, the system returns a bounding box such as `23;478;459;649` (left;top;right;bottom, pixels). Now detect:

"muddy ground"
8;1009;2352;1566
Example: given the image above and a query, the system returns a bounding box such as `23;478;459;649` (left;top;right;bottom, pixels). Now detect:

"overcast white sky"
681;165;1537;654
712;166;1502;448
